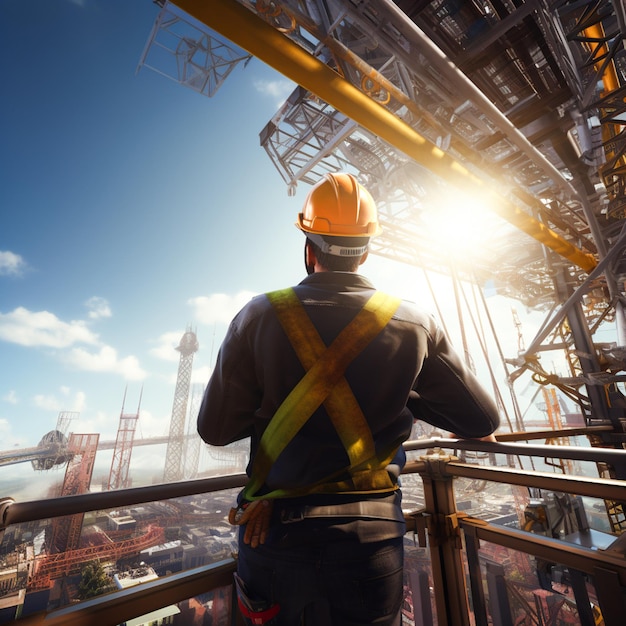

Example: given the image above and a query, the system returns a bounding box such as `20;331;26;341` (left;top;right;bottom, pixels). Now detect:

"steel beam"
173;0;598;273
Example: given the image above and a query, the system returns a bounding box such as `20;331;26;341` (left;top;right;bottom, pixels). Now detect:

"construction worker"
197;172;500;626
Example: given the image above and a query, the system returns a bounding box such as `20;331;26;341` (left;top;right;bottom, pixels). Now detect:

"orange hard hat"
296;172;382;238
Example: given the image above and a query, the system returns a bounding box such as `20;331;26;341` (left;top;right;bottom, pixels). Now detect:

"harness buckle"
280;507;305;524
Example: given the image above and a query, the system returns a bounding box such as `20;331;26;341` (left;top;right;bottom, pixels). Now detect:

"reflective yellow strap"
251;439;404;499
269;289;377;468
242;289;400;501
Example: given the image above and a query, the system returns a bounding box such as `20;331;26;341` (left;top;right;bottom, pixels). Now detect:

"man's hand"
450;432;498;442
228;499;273;548
474;433;498;442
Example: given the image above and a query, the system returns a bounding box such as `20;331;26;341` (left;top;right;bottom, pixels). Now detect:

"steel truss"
162;1;626;436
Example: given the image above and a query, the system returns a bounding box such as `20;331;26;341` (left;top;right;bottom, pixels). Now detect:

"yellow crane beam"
174;0;598;273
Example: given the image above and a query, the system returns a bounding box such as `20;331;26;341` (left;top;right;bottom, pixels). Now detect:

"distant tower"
163;328;199;482
107;389;141;490
50;433;100;553
183;383;204;479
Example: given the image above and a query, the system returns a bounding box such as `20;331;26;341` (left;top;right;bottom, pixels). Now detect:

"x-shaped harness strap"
241;288;401;502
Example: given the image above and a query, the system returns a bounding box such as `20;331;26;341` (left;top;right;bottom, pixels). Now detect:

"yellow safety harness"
240;288;402;502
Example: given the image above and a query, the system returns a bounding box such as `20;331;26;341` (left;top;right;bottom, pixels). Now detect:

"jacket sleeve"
197;311;261;446
408;324;500;438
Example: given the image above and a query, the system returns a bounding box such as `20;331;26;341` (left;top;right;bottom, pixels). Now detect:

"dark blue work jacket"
197;271;499;540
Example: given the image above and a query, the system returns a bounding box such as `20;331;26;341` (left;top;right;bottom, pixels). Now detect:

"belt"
280;500;404;524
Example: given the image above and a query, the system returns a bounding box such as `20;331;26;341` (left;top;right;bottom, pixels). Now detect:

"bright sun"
419;186;498;258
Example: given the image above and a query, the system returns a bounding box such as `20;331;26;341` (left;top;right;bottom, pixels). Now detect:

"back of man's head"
295;173;381;272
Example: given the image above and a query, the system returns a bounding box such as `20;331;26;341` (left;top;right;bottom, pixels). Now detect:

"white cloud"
33;388;86;413
188;291;257;326
191;364;211;386
85;296;112;320
0;307;99;348
0;251;26;276
150;331;187;362
0;418;27;449
253;78;295;107
75;409;120;442
3;390;18;405
0;306;147;380
133;408;170;439
130;445;170;473
64;346;147;381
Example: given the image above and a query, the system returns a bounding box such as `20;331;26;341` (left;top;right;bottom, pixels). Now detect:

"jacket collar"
299;271;375;291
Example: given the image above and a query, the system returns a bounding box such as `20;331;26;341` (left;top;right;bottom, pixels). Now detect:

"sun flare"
420;187;498;258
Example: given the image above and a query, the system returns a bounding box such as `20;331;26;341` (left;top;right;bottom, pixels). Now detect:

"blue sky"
0;0;306;441
0;0;568;497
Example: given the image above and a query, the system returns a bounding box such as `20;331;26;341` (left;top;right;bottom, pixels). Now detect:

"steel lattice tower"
163;328;199;482
107;389;141;490
50;433;100;553
183;383;204;479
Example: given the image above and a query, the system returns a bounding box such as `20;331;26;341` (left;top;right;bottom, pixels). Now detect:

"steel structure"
0;412;78;471
163;328;199;482
0;435;71;470
0;435;177;468
183;383;204;480
5;3;626;623
137;2;251;97
107;392;141;491
6;439;626;625
28;526;166;591
143;1;626;454
49;433;99;554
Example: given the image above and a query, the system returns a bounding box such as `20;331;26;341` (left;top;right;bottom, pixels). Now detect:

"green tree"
77;560;115;600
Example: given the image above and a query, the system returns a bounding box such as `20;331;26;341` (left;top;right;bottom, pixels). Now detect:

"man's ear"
305;240;316;267
358;250;369;265
304;240;317;275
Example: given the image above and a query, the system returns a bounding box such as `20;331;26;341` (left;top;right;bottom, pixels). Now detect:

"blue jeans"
236;530;404;626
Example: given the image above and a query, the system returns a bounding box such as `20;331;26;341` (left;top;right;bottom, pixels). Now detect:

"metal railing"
1;431;626;625
1;473;248;626
403;444;626;626
16;560;239;626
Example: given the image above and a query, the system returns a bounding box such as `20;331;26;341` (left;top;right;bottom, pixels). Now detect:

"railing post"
418;450;470;626
484;562;513;626
463;529;489;626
